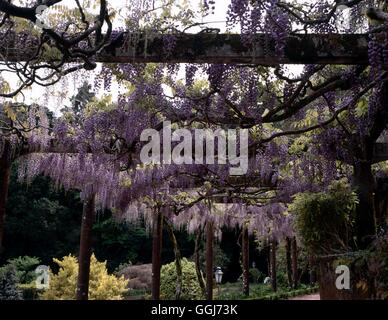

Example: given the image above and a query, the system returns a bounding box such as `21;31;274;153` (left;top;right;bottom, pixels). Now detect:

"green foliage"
93;214;152;271
1;256;40;284
3;166;83;265
217;282;318;300
0;265;23;300
289;179;358;253
369;230;388;299
40;254;128;300
61;81;95;124
0;256;42;300
160;258;203;300
249;268;264;284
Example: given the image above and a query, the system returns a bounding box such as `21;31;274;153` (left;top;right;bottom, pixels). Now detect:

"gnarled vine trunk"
76;193;96;300
164;218;183;300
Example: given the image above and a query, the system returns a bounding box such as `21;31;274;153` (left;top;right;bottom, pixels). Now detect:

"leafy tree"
40;254;128;300
61;82;95;124
289;179;359;254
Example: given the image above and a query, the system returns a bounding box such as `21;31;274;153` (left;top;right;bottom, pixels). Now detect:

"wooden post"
291;237;298;289
0;140;11;256
309;255;317;285
76;193;96;300
353;161;377;248
151;210;163;300
270;240;277;292
194;228;206;297
205;221;214;300
242;226;249;296
285;237;293;288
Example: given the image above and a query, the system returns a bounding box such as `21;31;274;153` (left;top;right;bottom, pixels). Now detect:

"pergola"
1;32;388;300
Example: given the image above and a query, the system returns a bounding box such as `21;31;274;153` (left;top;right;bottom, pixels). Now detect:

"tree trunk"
270;240;277;292
0;140;11;256
164;218;183;300
353;161;376;248
242;226;249;296
205;221;214;300
151;210;163;300
285;237;293;288
291;237;298;289
76;193;96;300
309;255;317;285
194;228;206;297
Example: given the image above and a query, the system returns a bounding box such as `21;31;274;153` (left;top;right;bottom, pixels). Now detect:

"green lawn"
216;282;319;300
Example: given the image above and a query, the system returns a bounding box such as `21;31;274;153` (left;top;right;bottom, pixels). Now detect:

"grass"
124;281;319;300
216;282;319;300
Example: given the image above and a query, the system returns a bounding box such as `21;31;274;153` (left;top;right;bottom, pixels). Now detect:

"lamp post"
215;267;223;298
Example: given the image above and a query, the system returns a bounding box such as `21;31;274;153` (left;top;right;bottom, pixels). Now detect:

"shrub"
116;263;152;291
0;265;23;300
40;254;128;300
160;258;203;300
249;268;263;284
0;256;41;300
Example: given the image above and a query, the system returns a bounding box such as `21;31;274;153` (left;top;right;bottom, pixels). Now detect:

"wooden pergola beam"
2;33;370;65
99;33;370;65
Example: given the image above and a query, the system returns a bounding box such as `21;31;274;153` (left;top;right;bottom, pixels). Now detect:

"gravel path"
289;293;320;300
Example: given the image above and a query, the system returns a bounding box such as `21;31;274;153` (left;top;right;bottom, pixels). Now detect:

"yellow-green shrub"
40;254;128;300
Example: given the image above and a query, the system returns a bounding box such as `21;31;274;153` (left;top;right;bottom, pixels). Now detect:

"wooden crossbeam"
1;33;370;65
21;140;388;164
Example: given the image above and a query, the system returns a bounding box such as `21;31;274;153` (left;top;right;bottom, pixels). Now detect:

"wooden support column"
0;141;11;256
270;240;277;292
76;193;96;300
285;237;293;288
309;255;317;285
205;221;214;300
164;218;183;300
291;237;298;289
151;210;163;300
242;226;249;296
